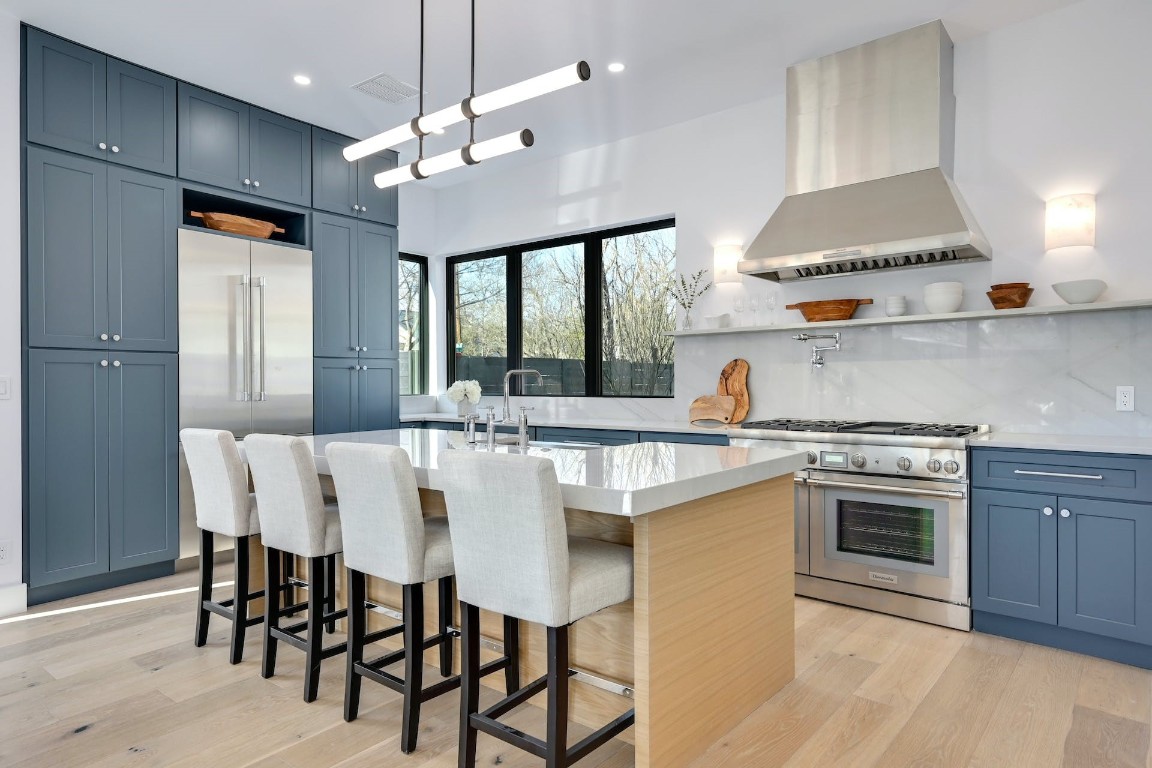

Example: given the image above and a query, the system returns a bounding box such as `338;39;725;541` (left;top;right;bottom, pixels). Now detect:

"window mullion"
584;235;603;397
507;250;523;396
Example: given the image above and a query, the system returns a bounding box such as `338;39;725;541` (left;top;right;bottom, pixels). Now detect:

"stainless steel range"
729;419;989;631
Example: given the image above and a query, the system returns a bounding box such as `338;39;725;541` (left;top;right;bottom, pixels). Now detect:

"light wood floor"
2;566;1150;768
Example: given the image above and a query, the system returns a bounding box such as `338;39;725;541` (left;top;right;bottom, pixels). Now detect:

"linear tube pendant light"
374;129;534;189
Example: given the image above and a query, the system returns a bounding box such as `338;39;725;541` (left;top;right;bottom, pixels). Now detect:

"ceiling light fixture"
293;74;312;86
343;0;588;168
607;62;626;73
374;129;534;189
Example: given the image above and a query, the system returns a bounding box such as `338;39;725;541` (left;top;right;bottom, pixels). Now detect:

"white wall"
0;9;24;613
418;0;1152;434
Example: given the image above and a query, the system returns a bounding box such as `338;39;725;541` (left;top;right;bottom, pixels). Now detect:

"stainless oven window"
836;499;935;566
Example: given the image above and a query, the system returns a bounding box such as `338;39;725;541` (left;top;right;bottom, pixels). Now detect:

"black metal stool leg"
438;576;453;677
324;553;337;634
194;529;213;647
503;614;521;694
229;534;251;664
344;568;366;722
304;556;325;702
401;583;426;754
262;545;282;679
458;602;481;768
545;625;570;768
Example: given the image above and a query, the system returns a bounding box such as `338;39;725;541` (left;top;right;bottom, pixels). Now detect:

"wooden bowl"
785;298;873;322
190;211;285;239
986;286;1034;309
990;282;1030;291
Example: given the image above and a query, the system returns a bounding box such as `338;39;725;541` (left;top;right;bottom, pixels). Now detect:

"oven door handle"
807;478;966;500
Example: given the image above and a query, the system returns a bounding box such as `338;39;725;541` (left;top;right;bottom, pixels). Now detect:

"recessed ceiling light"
607;62;626;73
293;74;312;86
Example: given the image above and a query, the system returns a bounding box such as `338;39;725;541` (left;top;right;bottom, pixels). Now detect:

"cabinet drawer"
535;427;638;446
639;431;728;446
971;448;1152;503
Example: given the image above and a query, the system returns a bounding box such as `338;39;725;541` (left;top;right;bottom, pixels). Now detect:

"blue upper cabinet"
312;127;398;226
357;222;399;358
25;28;176;175
178;84;310;206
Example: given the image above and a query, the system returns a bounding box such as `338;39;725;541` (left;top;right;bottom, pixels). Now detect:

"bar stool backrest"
438;451;571;627
244;434;329;557
325;442;426;584
180;428;254;537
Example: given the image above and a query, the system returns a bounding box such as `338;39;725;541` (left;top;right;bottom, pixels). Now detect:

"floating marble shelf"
668;298;1152;337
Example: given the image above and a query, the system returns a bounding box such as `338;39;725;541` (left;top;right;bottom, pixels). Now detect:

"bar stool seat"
440;450;636;768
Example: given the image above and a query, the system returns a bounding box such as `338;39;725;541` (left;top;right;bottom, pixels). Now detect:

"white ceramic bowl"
924;293;963;314
924;281;963;293
703;313;731;329
1051;279;1106;304
885;296;907;317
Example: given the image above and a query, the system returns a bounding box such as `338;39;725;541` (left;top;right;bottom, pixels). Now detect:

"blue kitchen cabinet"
26;147;178;352
360;360;400;431
178;84;311;206
971;489;1058;625
312;127;399;226
639;431;729;446
27;349;178;592
535;427;638;446
358;222;399;358
314;358;399;434
25;28;177;175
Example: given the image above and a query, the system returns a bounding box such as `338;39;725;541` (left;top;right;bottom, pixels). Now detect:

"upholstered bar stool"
244;433;347;702
439;451;636;768
181;428;265;664
325;443;461;753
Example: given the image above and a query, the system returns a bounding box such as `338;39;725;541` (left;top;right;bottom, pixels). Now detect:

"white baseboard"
0;582;28;617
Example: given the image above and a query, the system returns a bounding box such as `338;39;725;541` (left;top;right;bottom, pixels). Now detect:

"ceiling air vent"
351;72;422;104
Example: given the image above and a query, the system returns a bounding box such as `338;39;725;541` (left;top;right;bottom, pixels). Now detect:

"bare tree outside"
398;258;424;395
453;255;508;393
523;243;586;394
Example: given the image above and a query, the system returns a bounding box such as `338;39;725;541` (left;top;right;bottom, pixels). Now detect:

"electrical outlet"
0;539;11;565
1117;385;1135;412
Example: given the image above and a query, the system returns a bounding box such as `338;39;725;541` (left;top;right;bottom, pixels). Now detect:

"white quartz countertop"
400;412;728;436
301;428;806;517
971;432;1152;457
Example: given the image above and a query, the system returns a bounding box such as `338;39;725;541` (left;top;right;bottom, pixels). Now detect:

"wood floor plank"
1076;657;1152;725
1062;705;1150;768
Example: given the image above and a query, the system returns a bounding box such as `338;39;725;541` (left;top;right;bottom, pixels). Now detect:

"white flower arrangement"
446;379;482;404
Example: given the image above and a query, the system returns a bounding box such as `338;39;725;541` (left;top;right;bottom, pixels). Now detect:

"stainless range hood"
740;21;991;282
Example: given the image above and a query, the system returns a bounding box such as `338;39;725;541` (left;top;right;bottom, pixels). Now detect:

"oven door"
808;471;968;605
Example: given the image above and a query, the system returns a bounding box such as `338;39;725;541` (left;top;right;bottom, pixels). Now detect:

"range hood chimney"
740;21;991;282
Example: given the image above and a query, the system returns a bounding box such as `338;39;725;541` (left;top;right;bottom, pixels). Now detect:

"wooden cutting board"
717;358;750;423
689;395;736;424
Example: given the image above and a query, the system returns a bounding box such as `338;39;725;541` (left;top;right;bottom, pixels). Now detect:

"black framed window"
398;254;428;395
446;219;675;397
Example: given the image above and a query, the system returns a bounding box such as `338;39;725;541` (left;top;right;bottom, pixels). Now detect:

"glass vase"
682;308;693;331
456;400;475;417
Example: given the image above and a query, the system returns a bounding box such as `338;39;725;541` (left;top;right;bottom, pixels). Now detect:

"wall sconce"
714;244;743;283
1045;194;1096;250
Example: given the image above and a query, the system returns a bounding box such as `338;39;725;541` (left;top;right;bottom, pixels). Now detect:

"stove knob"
926;458;942;473
944;460;961;475
851;453;867;468
896;457;912;471
806;451;818;465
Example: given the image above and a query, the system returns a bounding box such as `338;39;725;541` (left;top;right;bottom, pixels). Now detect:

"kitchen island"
301;428;806;767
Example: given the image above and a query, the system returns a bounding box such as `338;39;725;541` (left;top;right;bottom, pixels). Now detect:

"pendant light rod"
343;60;589;161
373;128;534;189
417;0;425;160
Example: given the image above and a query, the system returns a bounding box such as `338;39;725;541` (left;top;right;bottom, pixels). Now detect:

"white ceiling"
1;0;1081;188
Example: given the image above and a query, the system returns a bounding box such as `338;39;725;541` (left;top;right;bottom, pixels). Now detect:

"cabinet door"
356;150;399;225
1057;497;1152;644
535;427;639;446
358;223;398;358
311;128;358;217
26;147;109;350
638;431;729;446
971;489;1058;624
249;107;311;207
106;58;177;176
314;358;359;435
25;28;107;160
359;360;399;431
312;214;359;358
107;167;178;352
27;349;110;586
178;84;249;192
108;352;179;571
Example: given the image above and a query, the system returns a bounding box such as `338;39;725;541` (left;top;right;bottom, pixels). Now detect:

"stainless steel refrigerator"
177;228;313;557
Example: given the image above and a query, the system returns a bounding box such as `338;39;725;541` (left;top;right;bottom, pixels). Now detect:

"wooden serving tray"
190;211;285;239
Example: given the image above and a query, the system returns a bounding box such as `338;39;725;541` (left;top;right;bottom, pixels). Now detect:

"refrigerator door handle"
257;276;267;402
240;275;252;401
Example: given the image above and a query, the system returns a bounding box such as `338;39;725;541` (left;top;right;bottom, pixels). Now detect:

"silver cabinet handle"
243;178;251;186
98;142;107;150
100;360;108;367
1060;508;1071;518
806;477;966;500
794;476;807;485
99;333;109;341
241;275;251;401
253;180;260;188
112;334;120;341
1014;469;1104;481
111;145;120;153
1043;506;1054;516
112;360;120;368
257;276;267;401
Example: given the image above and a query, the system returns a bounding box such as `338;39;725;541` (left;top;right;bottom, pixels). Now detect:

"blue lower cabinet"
639;431;729;446
314;358;398;434
359;360;399;431
535;427;638;446
971;489;1058;624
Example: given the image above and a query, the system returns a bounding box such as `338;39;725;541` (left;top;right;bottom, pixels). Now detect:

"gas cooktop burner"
740;419;983;438
892;423;983;438
741;419;873;432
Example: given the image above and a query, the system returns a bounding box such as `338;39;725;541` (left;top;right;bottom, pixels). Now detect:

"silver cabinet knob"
99;333;109;341
896;457;912;471
926;459;942;473
98;142;107;150
243;178;251;186
253;180;260;188
851;453;867;468
111;145;120;153
100;360;108;367
360;347;367;352
1060;508;1071;518
944;460;960;475
112;360;121;368
1043;506;1054;516
360;206;366;213
112;334;120;342
806;451;817;465
353;204;361;211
